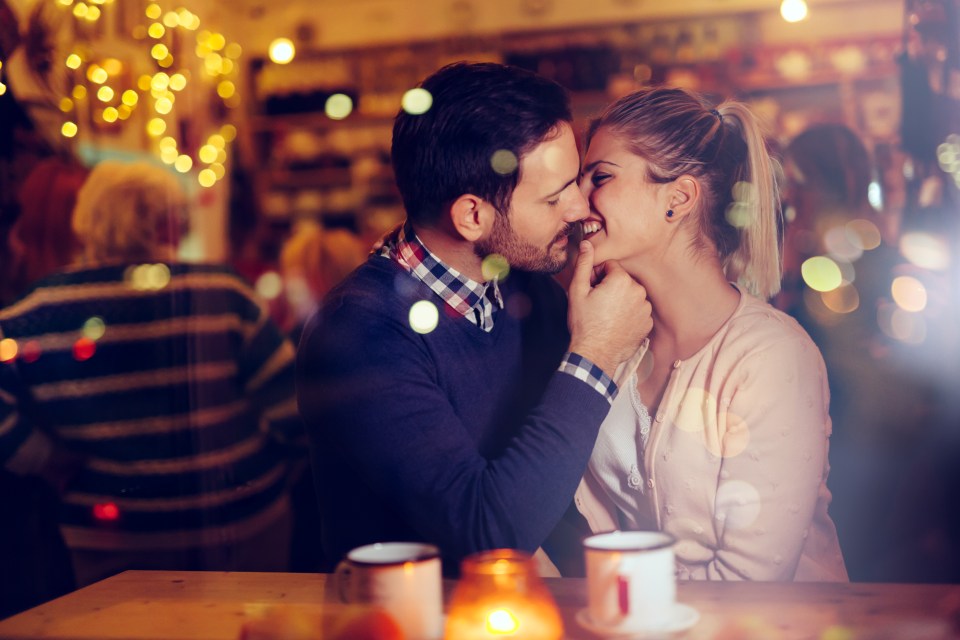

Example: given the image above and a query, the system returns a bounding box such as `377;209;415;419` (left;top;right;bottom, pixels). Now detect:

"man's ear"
449;193;494;242
667;175;701;221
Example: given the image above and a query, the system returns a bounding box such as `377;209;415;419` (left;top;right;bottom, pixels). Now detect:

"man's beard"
475;213;571;275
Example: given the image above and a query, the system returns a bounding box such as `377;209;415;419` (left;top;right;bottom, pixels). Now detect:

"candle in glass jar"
444;549;563;640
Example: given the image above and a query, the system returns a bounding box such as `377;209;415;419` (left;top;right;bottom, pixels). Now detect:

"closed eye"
591;173;611;187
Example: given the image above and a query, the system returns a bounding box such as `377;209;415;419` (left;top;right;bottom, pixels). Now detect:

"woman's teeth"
582;221;603;236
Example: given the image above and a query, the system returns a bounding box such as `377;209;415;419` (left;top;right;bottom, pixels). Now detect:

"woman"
573;87;848;581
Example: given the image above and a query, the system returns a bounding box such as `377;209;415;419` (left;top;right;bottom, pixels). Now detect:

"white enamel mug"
336;542;443;640
583;531;677;633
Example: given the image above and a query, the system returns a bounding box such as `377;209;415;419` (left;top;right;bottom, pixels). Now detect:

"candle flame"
485;608;519;635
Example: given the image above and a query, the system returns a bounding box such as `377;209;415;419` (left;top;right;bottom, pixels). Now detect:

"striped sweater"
0;263;302;550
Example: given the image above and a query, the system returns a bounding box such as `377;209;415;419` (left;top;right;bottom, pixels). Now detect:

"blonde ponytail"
715;102;783;299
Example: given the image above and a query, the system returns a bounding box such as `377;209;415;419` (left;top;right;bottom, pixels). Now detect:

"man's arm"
298;243;652;563
298;299;610;562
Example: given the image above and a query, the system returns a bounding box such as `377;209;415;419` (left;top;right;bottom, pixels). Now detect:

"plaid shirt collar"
380;222;504;332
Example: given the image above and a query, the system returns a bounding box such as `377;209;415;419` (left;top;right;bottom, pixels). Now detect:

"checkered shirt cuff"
559;352;618;403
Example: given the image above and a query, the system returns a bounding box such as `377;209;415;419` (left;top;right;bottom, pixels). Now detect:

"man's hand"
567;241;653;377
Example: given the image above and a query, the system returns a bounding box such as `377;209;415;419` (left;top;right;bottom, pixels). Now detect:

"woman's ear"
449;193;494;242
667;175;701;221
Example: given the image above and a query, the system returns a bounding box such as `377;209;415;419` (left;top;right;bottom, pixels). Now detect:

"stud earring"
666;209;674;218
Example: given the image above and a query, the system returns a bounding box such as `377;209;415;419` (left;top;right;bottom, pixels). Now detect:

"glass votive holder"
444;548;563;640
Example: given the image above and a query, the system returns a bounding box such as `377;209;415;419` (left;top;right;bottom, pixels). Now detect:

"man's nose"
564;189;589;223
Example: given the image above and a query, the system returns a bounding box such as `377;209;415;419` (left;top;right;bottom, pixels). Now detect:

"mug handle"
334;560;353;603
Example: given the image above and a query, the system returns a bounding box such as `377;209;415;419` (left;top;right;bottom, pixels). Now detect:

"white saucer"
575;604;700;638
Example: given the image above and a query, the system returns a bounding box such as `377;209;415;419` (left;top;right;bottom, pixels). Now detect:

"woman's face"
579;127;672;268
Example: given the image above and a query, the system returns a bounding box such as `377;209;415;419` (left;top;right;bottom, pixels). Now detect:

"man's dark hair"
391;62;571;226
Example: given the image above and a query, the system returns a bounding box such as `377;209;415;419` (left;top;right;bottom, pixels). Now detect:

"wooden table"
0;570;958;639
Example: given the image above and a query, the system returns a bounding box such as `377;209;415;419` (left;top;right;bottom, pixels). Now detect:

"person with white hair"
0;160;302;587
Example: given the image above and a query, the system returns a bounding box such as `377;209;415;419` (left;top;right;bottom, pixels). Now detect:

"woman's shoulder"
718;291;823;362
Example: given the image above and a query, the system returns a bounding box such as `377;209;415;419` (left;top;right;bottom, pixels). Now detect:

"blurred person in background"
278;221;366;572
279;221;367;343
0;156;87;616
5;157;89;303
0;160;303;587
778;123;945;581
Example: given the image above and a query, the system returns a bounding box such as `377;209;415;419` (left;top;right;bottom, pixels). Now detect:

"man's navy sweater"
296;255;610;571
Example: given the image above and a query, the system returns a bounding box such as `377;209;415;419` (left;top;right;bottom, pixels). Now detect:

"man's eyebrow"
543;176;578;200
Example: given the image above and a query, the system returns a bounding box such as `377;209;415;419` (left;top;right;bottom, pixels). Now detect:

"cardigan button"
647;478;655;489
673;360;681;368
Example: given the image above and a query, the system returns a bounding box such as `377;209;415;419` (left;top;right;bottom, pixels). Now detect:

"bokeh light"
217;81;236;99
73;337;96;361
198;169;216;188
845;219;881;251
62;121;79;138
255;271;283;300
126;263;172;290
715;480;762;530
268;38;295;64
325;93;353;120
878;302;926;345
490;149;518;176
824;225;863;262
900;232;950;271
83;317;107;341
891;276;927;312
481;254;510;282
169;73;187;91
92;502;120;521
20;341;42;363
780;0;809;22
147;118;167;136
409;300;439;334
402;87;433;115
821;284;860;314
0;338;17;362
801;256;842;292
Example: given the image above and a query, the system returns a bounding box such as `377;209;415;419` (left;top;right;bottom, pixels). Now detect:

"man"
296;62;651;572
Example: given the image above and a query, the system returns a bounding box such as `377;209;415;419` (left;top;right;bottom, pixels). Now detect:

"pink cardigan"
574;289;849;581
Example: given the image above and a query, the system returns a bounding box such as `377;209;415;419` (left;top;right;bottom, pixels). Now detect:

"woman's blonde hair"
587;87;782;299
72;160;186;263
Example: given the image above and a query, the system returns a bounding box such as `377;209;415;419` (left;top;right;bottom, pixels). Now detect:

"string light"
50;2;240;189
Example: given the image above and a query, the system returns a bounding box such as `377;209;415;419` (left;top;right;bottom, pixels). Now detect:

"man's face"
475;121;588;274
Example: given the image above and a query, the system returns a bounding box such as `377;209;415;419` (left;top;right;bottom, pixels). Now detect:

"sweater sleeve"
687;334;833;581
297;292;611;562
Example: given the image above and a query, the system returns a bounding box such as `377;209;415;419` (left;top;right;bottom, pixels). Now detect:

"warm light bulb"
780;0;808;22
268;38;295;64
